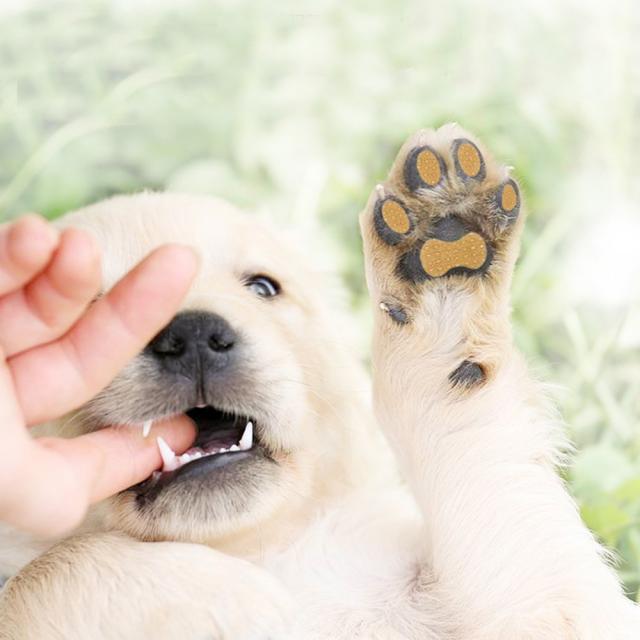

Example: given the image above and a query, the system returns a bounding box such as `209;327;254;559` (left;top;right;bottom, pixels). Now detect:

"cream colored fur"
0;126;638;639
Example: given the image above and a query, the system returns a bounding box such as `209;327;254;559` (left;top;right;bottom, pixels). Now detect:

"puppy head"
55;192;376;546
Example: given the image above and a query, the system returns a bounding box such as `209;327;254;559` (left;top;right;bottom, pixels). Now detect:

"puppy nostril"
152;334;186;357
208;334;234;352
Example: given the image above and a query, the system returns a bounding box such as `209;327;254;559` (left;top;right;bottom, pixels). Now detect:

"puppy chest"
264;496;436;638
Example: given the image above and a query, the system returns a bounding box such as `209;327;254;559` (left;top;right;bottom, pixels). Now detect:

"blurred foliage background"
1;0;639;599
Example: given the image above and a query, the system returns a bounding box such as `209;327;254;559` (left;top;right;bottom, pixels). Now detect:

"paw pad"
449;360;485;388
420;232;488;278
379;301;409;325
404;146;446;191
367;127;520;288
374;196;413;245
496;178;520;218
452;138;485;181
396;216;493;282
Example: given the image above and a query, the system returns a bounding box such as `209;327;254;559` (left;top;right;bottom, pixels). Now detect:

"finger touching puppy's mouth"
161;406;255;472
131;405;266;500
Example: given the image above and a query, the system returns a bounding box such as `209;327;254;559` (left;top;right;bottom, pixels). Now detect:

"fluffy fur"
0;125;638;639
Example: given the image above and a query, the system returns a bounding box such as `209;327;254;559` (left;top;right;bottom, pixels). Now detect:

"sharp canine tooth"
142;420;153;438
230;444;240;452
157;436;179;472
239;422;253;451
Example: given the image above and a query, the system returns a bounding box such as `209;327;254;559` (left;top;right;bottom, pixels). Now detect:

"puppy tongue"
199;434;238;453
196;422;252;453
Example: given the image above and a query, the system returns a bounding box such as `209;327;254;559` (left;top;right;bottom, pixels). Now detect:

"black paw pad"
404;145;447;192
397;244;427;283
379;301;409;325
452;138;486;182
449;360;485;388
374;196;414;245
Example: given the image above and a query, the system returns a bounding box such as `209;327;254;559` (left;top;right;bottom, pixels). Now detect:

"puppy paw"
0;535;292;640
360;124;524;383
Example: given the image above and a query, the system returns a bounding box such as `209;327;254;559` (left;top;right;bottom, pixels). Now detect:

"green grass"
1;0;639;599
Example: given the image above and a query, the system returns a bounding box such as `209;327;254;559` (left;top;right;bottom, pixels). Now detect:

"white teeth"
157;436;179;472
175;449;207;467
196;404;207;408
239;421;253;451
142;420;153;438
154;423;253;477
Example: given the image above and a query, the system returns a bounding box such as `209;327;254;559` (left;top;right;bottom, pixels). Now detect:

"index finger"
10;244;198;426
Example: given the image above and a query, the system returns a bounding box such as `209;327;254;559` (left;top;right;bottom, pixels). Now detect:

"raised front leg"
360;124;639;639
0;533;291;640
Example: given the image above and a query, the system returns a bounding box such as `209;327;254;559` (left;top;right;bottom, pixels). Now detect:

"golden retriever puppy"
0;125;638;639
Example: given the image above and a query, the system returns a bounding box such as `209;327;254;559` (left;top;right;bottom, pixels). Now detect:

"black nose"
147;311;238;376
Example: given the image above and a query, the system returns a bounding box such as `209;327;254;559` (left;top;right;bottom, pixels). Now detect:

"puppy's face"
57;193;371;545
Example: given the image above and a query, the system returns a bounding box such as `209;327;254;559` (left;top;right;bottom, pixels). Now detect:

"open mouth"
158;406;254;472
131;406;260;497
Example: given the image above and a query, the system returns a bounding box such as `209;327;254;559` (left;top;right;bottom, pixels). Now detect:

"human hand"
0;215;198;536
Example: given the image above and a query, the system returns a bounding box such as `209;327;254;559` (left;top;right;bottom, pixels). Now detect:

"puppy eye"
245;275;280;298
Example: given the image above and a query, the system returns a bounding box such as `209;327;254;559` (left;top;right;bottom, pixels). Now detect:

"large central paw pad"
366;129;521;285
398;216;493;282
420;232;488;277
